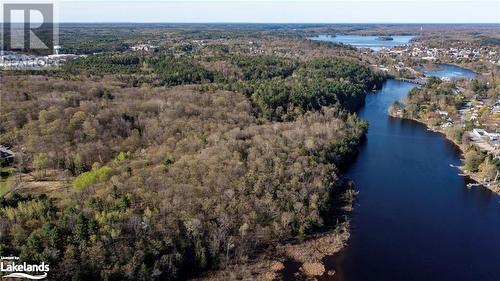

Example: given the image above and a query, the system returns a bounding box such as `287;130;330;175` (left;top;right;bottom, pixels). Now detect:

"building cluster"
472;129;500;142
436;110;454;128
0;47;84;69
426;86;500;155
130;44;159;52
460;99;500;124
381;45;500;65
454;98;500;154
470;128;500;154
249;47;266;54
375;62;420;76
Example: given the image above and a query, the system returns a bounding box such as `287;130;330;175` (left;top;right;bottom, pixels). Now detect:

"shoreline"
192;225;350;280
193;180;357;280
389;113;500;195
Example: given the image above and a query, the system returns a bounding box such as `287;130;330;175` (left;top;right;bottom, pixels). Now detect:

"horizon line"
5;22;500;25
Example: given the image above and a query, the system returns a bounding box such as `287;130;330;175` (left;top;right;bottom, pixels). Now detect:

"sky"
2;0;500;23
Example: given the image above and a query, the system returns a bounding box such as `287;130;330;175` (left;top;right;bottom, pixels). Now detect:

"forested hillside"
0;34;383;280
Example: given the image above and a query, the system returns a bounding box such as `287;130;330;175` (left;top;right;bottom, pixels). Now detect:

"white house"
438;110;449;117
131;44;158;52
472;128;488;139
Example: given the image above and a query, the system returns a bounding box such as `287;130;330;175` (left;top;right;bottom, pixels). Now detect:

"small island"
376;36;394;41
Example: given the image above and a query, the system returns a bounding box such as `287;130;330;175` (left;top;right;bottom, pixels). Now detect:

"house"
422;56;436;61
471;129;500;141
441;122;453;128
491;140;500;147
472;128;488;139
487;132;500;141
0;145;14;163
438;110;449;117
131;44;158;52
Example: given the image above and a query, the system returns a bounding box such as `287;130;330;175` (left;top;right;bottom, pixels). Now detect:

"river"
325;79;500;281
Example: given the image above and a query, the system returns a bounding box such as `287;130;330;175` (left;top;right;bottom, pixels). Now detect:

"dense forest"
0;34;384;280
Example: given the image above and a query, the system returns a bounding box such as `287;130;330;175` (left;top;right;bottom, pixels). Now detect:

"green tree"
73;214;88;244
464;150;483;173
479;159;498;182
32;153;49;178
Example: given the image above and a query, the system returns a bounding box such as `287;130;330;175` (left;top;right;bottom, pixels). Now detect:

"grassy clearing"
0;166;14;195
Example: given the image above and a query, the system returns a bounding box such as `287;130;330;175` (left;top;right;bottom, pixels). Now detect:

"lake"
325;79;500;281
423;63;477;80
310;35;415;51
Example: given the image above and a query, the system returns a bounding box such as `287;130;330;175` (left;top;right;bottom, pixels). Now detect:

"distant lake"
423;63;476;80
310;35;415;51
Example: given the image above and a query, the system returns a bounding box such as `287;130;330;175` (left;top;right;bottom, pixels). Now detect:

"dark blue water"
310;35;415;51
327;80;500;281
423;64;477;80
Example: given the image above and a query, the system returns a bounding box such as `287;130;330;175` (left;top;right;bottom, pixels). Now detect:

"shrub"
72;166;111;190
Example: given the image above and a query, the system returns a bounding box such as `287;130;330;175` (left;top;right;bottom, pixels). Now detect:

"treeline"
250;57;384;119
0;49;382;280
62;53;384;121
63;54;142;75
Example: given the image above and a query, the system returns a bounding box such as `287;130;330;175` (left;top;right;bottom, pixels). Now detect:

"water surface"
310;35;415;51
423;63;477;80
327;80;500;281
